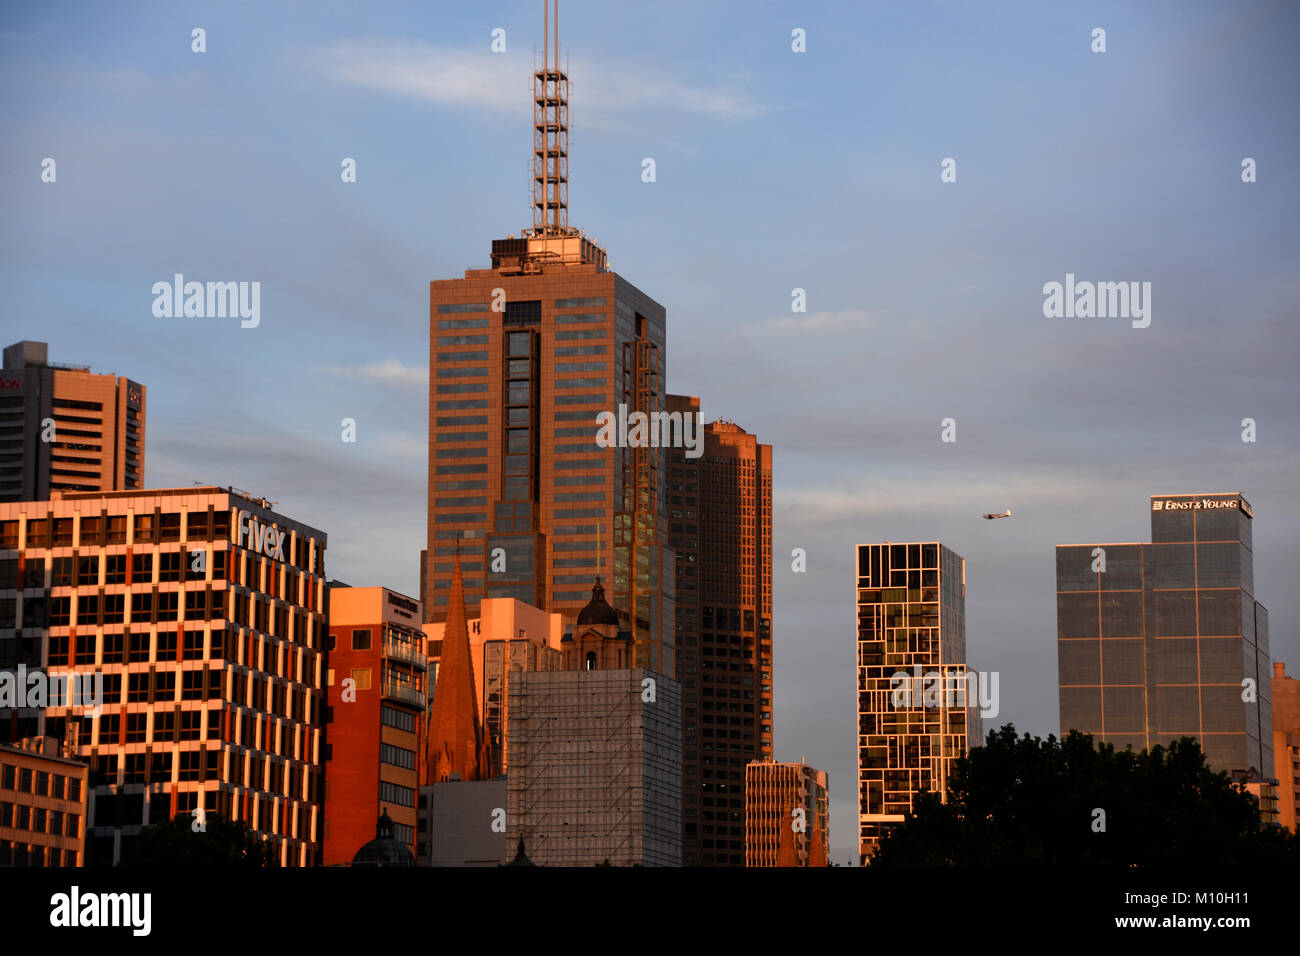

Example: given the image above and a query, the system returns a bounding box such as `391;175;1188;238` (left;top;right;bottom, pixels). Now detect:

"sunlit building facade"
744;759;828;867
0;487;328;865
856;542;978;864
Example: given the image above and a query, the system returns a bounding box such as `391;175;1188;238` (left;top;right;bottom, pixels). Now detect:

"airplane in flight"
982;509;1012;520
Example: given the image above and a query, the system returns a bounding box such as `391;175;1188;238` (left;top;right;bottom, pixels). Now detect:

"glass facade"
856;542;978;864
1057;493;1271;776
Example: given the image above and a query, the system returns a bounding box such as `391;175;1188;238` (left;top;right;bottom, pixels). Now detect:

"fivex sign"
235;509;287;561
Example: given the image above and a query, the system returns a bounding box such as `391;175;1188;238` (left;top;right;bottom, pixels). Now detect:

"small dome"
576;578;619;627
352;809;415;867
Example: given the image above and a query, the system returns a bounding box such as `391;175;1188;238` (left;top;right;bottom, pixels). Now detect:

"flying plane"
982;510;1012;520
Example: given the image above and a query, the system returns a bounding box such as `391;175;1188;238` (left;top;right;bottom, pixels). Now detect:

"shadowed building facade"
667;394;773;866
1057;493;1272;777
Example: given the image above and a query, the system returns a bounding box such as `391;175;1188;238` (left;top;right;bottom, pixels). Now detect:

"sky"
2;0;1298;865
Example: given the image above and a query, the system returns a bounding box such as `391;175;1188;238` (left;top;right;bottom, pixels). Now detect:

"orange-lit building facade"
1273;661;1300;832
0;487;328;866
421;592;562;777
323;586;427;864
744;760;828;867
667;395;772;866
1;341;145;502
0;736;88;866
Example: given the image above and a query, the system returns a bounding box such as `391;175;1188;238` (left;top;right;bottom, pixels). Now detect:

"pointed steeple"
424;554;489;783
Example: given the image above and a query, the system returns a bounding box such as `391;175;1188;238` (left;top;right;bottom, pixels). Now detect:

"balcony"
383;638;427;671
382;678;426;710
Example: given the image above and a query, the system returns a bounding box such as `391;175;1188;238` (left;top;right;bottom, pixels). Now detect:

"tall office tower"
1057;493;1272;777
506;580;682;866
1271;662;1300;833
0;487;329;866
856;543;979;864
1;341;145;502
744;759;828;867
322;586;428;865
423;1;674;681
666;394;773;866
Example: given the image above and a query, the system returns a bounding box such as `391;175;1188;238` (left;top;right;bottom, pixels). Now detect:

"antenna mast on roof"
531;0;573;237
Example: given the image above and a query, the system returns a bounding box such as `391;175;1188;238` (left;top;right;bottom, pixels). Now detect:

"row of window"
0;802;80;838
0;841;78;867
0;764;83;801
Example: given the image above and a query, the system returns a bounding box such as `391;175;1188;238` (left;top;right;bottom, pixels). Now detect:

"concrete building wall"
420;777;508;866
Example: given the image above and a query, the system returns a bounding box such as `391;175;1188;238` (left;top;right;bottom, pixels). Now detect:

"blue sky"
3;0;1298;864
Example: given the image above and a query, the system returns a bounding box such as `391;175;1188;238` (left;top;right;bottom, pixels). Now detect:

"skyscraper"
667;394;773;866
1;341;145;503
423;2;674;680
1057;492;1272;777
855;542;979;864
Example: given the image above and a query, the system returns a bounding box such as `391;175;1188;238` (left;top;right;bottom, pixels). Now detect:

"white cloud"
322;359;426;388
297;39;761;119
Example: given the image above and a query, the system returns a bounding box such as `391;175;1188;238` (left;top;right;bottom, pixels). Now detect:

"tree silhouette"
118;813;277;867
872;725;1298;866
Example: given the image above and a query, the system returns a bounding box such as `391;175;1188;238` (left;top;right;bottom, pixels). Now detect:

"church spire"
424;554;490;783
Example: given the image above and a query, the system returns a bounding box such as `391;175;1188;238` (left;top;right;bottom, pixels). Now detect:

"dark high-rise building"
667;394;772;866
1057;492;1271;777
423;3;674;677
1;341;145;503
856;542;979;864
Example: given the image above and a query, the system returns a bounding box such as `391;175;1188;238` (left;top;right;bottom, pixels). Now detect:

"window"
132;553;154;582
379;781;415;808
380;743;416;770
51;556;74;587
76;556;99;587
351;668;372;691
1;765;14;790
159;551;182;582
380;705;416;733
104;554;126;584
351;629;371;651
103;593;125;624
